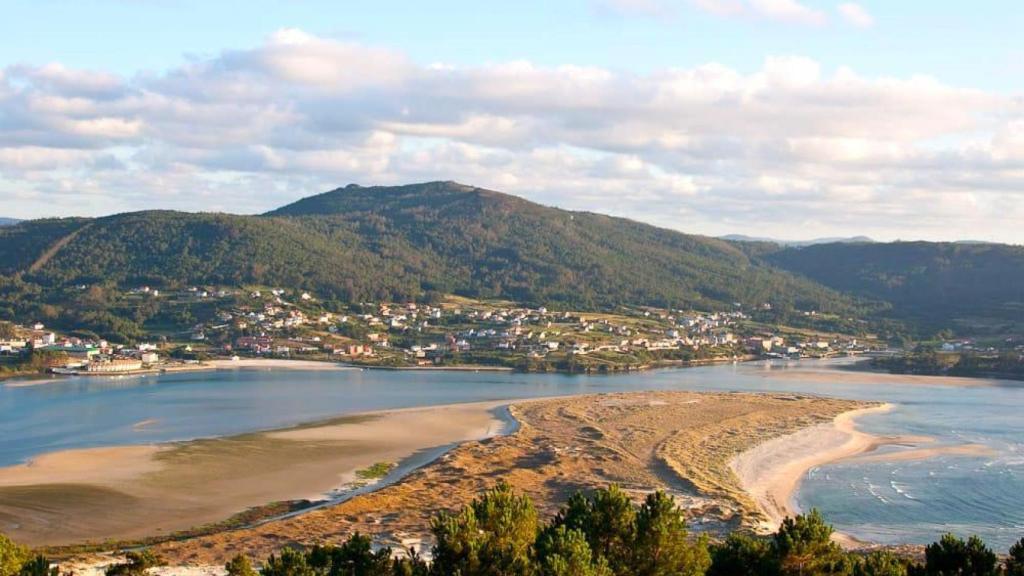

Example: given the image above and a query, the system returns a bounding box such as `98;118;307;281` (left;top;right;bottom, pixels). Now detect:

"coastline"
730;404;895;535
767;358;1016;388
4;354;742;384
0;399;513;547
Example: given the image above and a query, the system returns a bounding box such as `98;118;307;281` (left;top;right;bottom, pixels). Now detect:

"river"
1;358;1021;549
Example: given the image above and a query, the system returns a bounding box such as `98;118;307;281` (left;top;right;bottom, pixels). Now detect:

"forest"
2;484;1022;576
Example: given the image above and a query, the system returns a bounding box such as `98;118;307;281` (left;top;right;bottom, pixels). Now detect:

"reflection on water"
1;359;1022;549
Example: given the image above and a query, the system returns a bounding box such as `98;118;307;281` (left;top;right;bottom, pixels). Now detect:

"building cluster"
0;322;164;374
743;333;864;358
194;291;754;366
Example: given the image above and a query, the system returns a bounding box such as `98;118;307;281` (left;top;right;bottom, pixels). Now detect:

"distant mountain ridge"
1;181;1022;336
0;182;855;316
720;234;875;247
0;218;20;227
764;241;1024;330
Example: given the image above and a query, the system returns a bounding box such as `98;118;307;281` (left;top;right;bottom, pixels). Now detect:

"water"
1;359;1022;549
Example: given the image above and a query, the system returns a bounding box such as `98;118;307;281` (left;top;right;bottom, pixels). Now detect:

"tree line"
3;484;1023;576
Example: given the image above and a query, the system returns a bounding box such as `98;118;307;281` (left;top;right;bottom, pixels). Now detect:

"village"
0;285;876;377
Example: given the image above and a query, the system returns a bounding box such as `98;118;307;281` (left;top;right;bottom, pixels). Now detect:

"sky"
1;0;1023;243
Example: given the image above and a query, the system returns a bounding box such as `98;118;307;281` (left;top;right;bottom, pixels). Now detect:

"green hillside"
764;241;1024;332
267;182;855;311
0;182;859;312
4;181;1022;340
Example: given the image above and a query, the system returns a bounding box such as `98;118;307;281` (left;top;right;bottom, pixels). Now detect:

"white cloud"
0;29;1021;242
837;2;874;28
688;0;746;17
685;0;826;26
748;0;827;25
596;0;674;17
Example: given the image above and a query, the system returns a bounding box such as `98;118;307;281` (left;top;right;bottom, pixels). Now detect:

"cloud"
0;29;1021;242
595;0;675;17
837;2;874;28
747;0;827;25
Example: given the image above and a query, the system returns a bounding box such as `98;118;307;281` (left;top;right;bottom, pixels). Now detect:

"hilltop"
1;181;1022;340
0;182;856;317
764;241;1024;332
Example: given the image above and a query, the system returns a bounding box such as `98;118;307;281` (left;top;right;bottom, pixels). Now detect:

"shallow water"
2;359;1021;549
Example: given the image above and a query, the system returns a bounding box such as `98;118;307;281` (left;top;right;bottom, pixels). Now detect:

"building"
140;352;159;364
86;359;143;373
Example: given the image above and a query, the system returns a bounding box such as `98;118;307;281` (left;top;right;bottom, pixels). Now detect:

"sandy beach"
0;401;510;547
146;391;869;565
766;360;1014;388
730;404;894;533
208;358;357;371
729;399;994;546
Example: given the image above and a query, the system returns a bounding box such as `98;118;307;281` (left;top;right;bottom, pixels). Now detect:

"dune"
0;401;510;547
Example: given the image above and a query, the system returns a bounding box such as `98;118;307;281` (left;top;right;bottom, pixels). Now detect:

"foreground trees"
218;486;1023;576
0;535;27;576
2;485;1023;576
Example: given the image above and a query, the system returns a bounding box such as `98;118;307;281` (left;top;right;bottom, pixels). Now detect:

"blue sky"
5;1;1020;89
2;1;1023;242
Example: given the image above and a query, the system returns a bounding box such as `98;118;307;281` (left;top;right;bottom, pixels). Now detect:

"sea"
1;358;1021;549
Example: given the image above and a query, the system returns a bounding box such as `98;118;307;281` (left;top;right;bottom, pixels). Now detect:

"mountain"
764;241;1024;331
0;182;856;319
3;181;1023;340
263;182;853;311
721;234;874;247
0;218;20;227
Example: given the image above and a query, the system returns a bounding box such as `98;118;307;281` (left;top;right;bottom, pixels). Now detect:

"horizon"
5;179;1019;246
2;1;1023;243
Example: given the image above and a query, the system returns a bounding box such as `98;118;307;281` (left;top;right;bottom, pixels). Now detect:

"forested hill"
263;181;853;311
764;241;1024;331
4;181;1022;335
0;182;854;315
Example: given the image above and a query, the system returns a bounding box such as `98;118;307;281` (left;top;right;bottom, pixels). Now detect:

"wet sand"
0;401;509;547
731;404;894;533
148;391;868;565
730;402;993;542
209;358;355;371
765;361;1013;388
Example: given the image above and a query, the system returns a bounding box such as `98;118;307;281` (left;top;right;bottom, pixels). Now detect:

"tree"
630;491;710;576
923;534;997;576
261;547;314;576
17;556;57;576
534;526;611;576
430;482;538;576
1006;538;1024;576
0;535;28;576
708;533;779;576
225;555;258;576
853;551;908;576
554;486;636;573
319;533;393;576
772;510;848;576
105;551;163;576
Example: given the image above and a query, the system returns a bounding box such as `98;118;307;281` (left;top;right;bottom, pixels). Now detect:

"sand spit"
208;358;356;371
0;401;509;547
846;443;996;463
765;361;1012;388
148;391;868;565
730;402;993;545
731;404;894;533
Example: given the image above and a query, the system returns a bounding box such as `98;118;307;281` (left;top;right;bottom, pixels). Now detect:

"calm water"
1;359;1022;549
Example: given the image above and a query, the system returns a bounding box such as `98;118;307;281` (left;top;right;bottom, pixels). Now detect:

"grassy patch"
355;461;395;480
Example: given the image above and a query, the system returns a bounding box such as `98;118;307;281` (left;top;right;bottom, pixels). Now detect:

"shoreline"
730;404;895;536
0;399;514;547
765;358;1019;389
